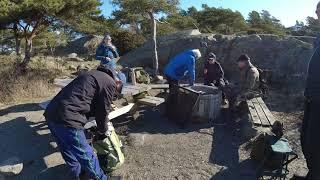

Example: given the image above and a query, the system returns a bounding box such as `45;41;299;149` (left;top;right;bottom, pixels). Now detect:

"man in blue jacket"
164;49;202;119
165;49;201;86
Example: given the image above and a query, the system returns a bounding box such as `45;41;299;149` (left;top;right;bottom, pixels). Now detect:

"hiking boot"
291;174;307;180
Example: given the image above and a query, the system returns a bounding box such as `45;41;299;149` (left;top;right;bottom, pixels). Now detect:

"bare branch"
155;19;168;24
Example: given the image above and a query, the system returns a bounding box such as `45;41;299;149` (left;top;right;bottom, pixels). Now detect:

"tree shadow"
210;159;258;180
209;108;258;180
0;116;72;180
0;103;43;116
113;105;214;136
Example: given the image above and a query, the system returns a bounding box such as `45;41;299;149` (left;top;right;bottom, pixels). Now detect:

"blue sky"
100;0;319;27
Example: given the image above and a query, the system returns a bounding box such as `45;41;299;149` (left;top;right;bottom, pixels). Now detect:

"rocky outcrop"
56;35;103;57
120;30;313;90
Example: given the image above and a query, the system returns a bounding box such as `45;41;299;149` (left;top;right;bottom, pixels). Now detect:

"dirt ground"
0;89;308;180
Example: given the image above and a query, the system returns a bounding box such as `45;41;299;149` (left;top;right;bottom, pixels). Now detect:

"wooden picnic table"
40;78;166;120
54;78;152;96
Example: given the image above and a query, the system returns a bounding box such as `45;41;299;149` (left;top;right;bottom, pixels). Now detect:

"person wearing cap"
204;52;225;87
95;34;120;69
298;2;320;179
226;54;260;112
237;54;260;99
164;49;201;119
44;65;123;180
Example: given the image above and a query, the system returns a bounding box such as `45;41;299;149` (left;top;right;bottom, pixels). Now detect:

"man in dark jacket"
44;65;122;180
204;52;225;87
300;2;320;180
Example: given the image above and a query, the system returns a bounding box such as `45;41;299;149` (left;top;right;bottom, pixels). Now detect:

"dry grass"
0;55;64;104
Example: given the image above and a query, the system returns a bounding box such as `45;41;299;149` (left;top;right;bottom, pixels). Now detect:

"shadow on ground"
113;105;260;179
0;105;72;180
0;103;43;116
209;108;258;180
113;105;214;136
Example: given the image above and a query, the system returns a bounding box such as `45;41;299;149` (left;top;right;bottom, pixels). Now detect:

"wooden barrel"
189;85;222;122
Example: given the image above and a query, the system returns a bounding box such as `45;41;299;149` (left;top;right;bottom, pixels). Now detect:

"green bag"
93;130;125;173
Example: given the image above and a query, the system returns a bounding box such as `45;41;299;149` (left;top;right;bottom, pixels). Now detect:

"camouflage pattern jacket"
239;63;260;98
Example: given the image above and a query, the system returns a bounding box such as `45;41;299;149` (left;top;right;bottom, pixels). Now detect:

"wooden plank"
121;84;151;96
39;100;135;120
149;84;169;89
137;96;165;106
256;97;276;125
247;100;262;126
251;98;271;127
108;103;135;119
54;78;151;96
39;100;51;109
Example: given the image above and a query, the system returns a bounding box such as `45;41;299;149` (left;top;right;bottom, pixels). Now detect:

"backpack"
250;133;286;170
256;68;269;95
93;123;125;173
245;67;269;96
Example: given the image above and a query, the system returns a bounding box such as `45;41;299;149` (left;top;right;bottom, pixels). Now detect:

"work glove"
105;57;111;62
94;122;114;141
95;131;107;141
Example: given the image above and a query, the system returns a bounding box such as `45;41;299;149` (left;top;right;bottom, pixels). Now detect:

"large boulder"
120;30;313;91
56;35;103;57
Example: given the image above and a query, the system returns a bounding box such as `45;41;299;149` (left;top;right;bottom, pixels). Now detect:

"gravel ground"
0;90;308;180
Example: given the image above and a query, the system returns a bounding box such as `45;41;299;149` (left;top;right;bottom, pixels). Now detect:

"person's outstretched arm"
95;84;116;134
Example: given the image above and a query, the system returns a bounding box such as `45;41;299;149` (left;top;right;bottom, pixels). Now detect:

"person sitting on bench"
226;54;260;117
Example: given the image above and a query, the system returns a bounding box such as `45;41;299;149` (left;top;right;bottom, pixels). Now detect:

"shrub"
0;55;63;104
111;30;146;55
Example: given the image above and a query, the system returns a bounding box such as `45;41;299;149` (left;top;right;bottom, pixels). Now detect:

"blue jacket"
164;50;196;85
95;43;119;65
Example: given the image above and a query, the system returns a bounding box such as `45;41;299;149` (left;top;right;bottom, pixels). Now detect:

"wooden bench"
247;97;275;127
137;96;165;107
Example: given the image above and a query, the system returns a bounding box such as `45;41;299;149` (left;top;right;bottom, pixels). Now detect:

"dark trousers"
166;76;179;119
48;122;107;180
301;100;320;180
204;78;227;100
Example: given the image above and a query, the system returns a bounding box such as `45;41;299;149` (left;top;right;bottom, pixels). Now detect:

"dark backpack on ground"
250;133;285;170
250;121;285;170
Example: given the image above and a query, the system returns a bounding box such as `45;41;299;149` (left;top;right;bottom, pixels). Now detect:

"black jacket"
44;70;116;133
204;61;224;81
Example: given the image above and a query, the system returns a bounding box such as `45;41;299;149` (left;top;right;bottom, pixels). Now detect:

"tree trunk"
20;37;33;69
148;12;159;75
15;38;21;55
13;23;21;55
